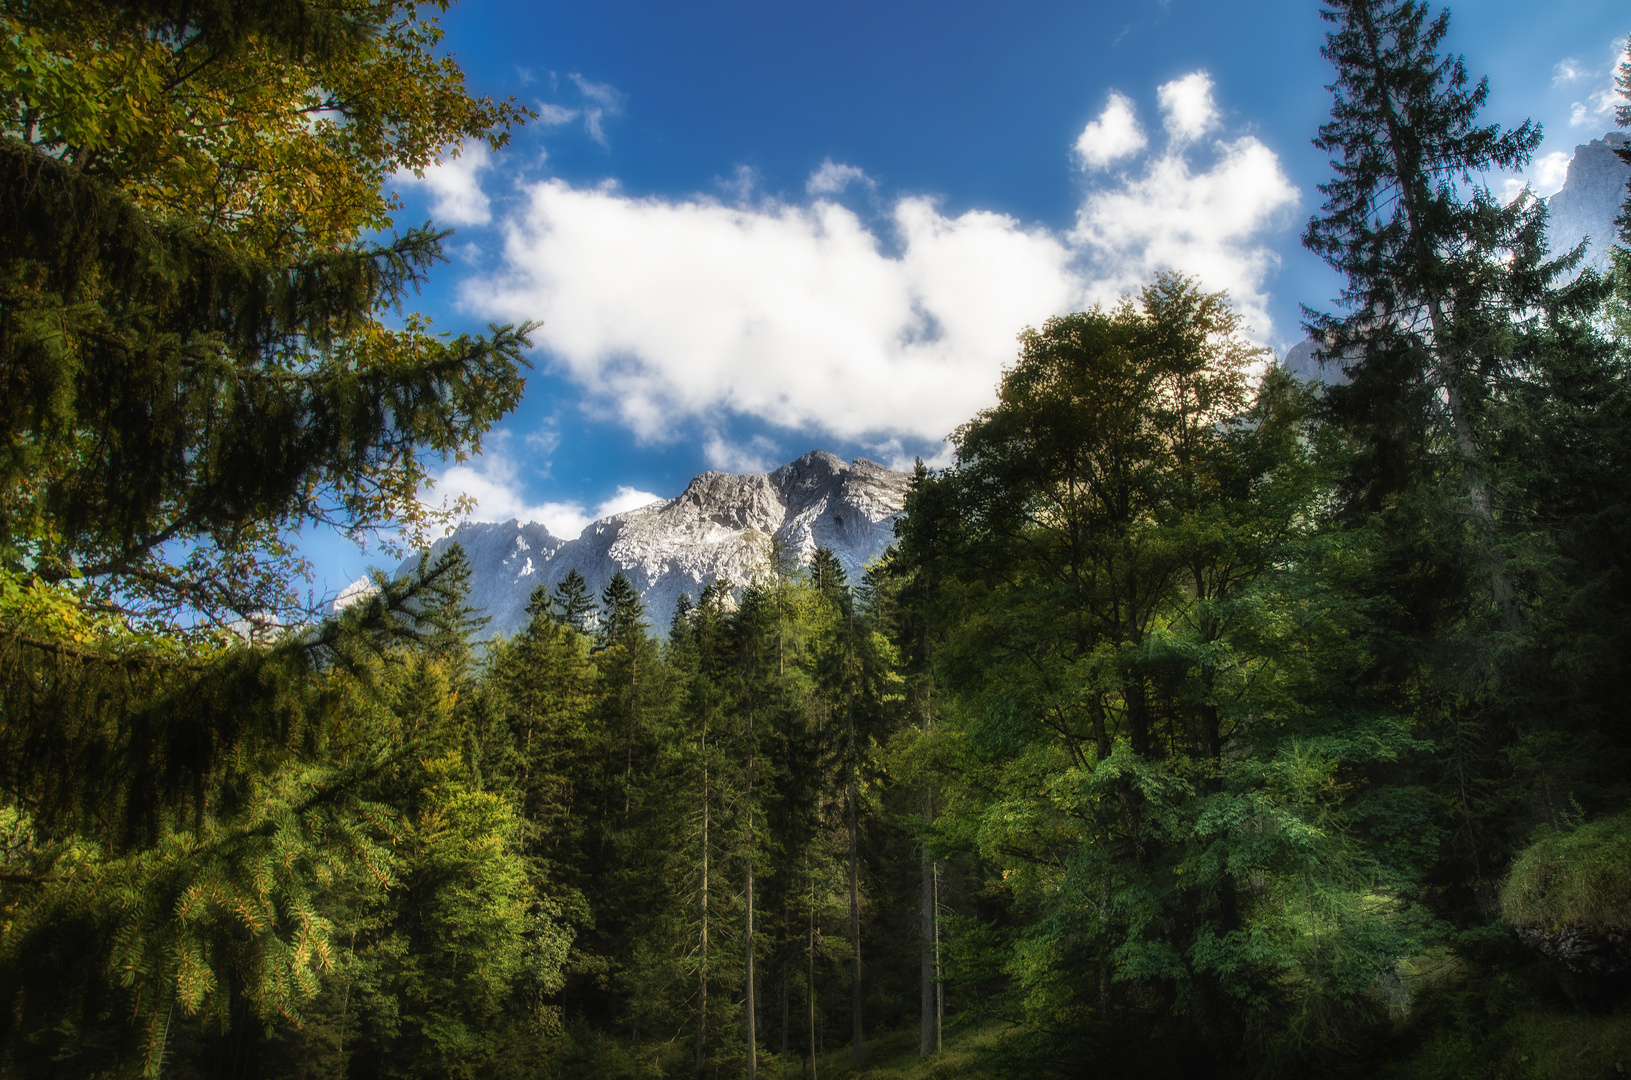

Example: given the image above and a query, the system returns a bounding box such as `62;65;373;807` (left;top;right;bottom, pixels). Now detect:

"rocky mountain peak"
1547;131;1630;274
367;451;914;640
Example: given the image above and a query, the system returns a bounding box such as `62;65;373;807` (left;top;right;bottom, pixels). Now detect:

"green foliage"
0;0;536;623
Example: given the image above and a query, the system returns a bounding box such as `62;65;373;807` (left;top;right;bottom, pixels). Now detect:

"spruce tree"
1303;0;1624;907
0;0;536;624
551;569;596;636
598;572;648;650
1301;0;1556;628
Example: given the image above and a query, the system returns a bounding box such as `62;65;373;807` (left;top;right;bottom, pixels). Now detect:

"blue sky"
305;0;1628;597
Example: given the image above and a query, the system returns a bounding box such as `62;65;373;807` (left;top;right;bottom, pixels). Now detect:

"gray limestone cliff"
1547;131;1630;273
350;451;913;640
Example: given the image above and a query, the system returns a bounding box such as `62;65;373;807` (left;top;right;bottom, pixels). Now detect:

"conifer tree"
0;0;536;623
1303;0;1624;905
1301;0;1556;627
550;569;596;636
598;572;648;651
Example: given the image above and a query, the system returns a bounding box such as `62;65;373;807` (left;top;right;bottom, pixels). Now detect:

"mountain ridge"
354;450;913;639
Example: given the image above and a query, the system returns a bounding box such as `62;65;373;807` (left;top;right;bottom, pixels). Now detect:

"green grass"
1501;811;1631;929
1384;998;1631;1080
767;1022;1006;1080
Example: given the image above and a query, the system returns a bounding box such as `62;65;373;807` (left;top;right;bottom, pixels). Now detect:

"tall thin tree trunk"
745;710;757;1080
919;661;942;1057
920;787;941;1055
809;853;818;1080
698;721;710;1072
847;701;862;1068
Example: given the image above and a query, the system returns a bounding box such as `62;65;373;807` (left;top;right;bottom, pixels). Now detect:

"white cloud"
537;102;579;126
807;159;874;196
470;185;1082;444
569;73;626;145
1498;148;1574;205
704;433;783;473
1074;92;1146;169
425;445;660;537
428;447;553;525
1587;83;1624;123
1566;38;1629;129
462;70;1298;449
593;485;664;519
719;164;759;204
394;139;493;226
1157;71;1220;142
1069;135;1298;334
1553;58;1587;86
1531;150;1573;197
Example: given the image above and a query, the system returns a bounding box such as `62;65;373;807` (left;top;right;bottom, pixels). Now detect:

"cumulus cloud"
1075;92;1146;169
470;184;1082;445
807;159;874;196
1069;134;1297;334
1531;150;1573;197
1499;149;1572;204
1157;71;1221;142
427;444;660;536
394;139;493;226
704;433;784;473
462;70;1298;451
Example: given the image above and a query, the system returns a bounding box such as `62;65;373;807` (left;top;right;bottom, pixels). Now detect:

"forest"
1;0;1629;1077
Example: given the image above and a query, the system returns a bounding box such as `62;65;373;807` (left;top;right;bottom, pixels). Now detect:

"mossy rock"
1502;811;1631;1005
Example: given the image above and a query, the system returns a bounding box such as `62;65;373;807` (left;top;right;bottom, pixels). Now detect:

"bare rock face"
1547;132;1631;273
370;451;913;640
1514;924;1631;1007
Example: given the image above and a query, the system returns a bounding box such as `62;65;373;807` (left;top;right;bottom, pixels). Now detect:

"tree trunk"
808;851;819;1080
920;788;941;1055
697;722;710;1072
745;713;757;1080
847;711;863;1068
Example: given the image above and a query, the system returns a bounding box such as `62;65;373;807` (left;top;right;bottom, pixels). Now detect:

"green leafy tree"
896;277;1424;1070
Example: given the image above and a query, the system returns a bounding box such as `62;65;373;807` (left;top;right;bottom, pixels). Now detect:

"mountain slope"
377;451;912;639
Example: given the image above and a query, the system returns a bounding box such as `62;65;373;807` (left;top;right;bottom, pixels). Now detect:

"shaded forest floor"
805;1023;1006;1079
552;961;1631;1079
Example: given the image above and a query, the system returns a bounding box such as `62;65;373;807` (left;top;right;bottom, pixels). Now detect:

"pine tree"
0;0;535;624
1301;0;1556;629
551;569;596;636
597;572;648;651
